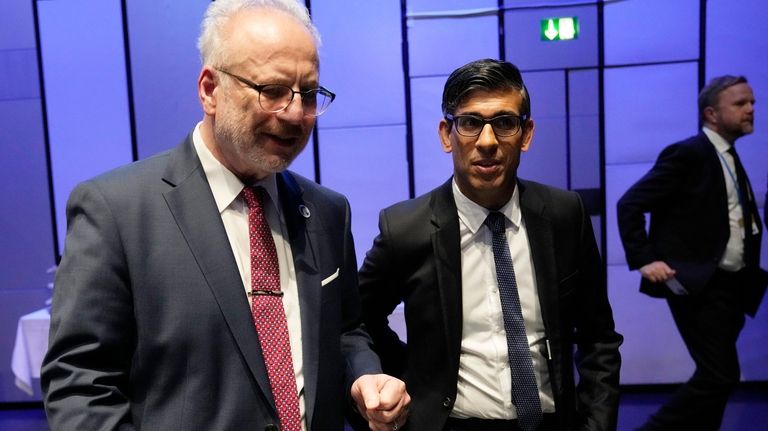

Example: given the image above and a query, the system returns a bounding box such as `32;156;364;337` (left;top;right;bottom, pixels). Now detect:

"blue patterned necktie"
484;211;542;431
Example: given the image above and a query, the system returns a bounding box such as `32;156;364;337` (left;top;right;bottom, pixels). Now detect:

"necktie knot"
484;211;506;235
242;186;266;213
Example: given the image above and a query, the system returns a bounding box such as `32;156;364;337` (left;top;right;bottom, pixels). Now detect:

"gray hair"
197;0;320;66
698;75;748;121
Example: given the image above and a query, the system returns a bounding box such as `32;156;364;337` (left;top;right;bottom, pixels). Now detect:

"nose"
475;123;499;152
277;94;307;124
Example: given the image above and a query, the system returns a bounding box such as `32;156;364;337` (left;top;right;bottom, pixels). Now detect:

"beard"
723;119;754;141
213;105;307;178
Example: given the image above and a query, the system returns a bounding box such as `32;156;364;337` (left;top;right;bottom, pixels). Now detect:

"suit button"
442;396;452;408
264;424;279;431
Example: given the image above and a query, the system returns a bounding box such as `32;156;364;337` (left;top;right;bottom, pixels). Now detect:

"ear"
520;118;535;152
439;119;453;154
198;66;218;115
702;106;718;125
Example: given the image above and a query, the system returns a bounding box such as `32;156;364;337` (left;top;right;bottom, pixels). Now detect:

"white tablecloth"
11;308;50;396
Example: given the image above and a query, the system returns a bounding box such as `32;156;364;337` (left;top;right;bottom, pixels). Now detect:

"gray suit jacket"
359;179;622;431
42;135;381;430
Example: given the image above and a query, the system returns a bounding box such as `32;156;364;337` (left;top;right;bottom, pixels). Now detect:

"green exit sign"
541;17;579;41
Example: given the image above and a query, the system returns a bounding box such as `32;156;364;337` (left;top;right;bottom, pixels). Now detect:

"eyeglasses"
216;68;336;117
444;113;528;137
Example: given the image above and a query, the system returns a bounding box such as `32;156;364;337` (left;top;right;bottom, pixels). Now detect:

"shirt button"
442;396;453;408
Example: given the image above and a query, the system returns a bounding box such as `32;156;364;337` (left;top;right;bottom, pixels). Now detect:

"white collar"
452;178;521;235
192;122;280;214
702;126;732;155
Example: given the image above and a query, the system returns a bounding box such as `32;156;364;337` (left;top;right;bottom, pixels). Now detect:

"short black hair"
698;75;748;121
441;58;531;118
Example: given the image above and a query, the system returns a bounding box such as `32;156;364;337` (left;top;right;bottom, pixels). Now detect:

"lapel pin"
298;204;311;219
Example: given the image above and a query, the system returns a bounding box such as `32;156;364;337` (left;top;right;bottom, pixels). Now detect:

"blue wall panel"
408;0;496;13
38;0;134;256
411;76;453;196
408;15;498;77
0;0;55;402
312;0;405;128
127;0;209;159
568;69;600;190
318;126;408;266
604;0;699;66
604;63;698;165
289;130;316;181
0;0;37;50
517;71;567;189
605;163;654;266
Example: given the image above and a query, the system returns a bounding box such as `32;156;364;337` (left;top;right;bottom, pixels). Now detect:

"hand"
351;374;411;431
639;261;676;283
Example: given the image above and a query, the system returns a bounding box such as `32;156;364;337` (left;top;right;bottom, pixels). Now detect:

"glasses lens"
258;84;293;112
258;85;334;117
456;116;484;136
491;116;521;137
309;90;334;116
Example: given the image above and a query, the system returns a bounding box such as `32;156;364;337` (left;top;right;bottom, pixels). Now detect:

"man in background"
358;59;622;431
617;75;766;431
41;1;409;430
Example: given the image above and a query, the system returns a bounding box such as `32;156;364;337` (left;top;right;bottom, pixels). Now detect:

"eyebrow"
456;110;520;117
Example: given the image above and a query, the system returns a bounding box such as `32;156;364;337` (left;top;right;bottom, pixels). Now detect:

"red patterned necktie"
242;186;302;431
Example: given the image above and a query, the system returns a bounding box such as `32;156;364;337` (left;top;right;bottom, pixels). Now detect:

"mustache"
260;123;305;138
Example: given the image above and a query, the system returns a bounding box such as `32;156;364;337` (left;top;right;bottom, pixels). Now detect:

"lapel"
160;136;276;409
517;181;561;370
277;171;321;425
697;134;749;253
429;180;464;360
697;133;730;211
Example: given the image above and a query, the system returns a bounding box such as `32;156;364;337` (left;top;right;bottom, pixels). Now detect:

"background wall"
1;0;766;402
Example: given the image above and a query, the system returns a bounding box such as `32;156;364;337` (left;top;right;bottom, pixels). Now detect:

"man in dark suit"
358;59;622;431
617;75;766;431
41;1;410;430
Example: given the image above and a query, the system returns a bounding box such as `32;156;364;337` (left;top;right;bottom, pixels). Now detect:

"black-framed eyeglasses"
445;113;528;137
216;68;336;117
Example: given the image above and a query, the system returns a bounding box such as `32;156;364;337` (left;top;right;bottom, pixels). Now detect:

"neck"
704;123;737;145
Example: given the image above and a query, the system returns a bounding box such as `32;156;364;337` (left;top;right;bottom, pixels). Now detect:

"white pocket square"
321;268;340;286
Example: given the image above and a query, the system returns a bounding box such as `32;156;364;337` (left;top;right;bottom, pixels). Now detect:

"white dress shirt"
703;126;747;271
450;179;555;419
193;123;307;429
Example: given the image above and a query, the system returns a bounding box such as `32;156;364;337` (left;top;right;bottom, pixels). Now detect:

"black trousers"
641;269;747;431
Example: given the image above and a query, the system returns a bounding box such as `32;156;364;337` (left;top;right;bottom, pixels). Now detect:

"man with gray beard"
41;1;410;430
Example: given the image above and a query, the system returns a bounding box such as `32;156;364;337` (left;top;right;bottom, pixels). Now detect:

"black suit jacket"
358;179;622;431
616;133;766;316
42;135;381;430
